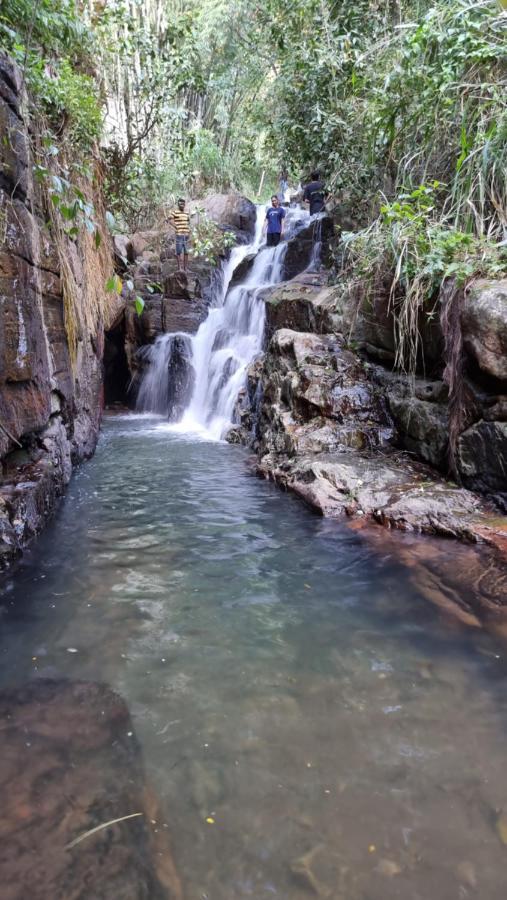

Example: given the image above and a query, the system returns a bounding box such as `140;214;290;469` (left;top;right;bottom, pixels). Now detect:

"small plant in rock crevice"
191;210;237;265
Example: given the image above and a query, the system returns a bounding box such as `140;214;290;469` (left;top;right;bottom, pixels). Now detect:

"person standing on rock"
303;171;328;216
278;169;289;202
263;195;286;247
169;198;191;274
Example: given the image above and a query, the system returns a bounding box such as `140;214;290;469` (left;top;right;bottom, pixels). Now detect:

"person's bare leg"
183;252;189;274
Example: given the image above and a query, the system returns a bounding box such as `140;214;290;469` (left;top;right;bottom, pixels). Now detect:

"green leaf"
105;275;123;293
135;295;145;316
94;230;102;248
456;150;467;173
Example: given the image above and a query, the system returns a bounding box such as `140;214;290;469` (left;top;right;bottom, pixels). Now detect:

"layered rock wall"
0;53;117;566
231;270;506;545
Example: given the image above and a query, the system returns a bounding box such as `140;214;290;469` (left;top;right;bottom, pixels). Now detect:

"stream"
1;415;507;898
2;208;507;899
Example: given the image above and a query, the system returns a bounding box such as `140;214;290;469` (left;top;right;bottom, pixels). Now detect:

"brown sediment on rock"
340;518;507;636
0;679;182;900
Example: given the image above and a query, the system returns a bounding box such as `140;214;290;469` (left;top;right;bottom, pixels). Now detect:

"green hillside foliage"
1;0;505;296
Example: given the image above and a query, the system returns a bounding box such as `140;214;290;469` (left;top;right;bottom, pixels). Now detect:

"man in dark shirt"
303;170;327;215
263;195;286;247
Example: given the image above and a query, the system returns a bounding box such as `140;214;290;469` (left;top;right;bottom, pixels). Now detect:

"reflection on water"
1;414;507;899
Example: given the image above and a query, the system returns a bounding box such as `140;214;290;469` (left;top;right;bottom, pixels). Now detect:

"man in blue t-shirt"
263;195;286;247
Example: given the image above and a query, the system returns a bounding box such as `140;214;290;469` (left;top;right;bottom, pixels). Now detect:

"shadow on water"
1;414;507;899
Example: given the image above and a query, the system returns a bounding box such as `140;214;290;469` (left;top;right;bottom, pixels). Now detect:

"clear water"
2;415;507;899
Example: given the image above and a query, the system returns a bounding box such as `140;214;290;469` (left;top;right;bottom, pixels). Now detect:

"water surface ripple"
1;415;507;899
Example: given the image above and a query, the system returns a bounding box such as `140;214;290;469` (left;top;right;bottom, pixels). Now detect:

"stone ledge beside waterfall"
229;277;507;551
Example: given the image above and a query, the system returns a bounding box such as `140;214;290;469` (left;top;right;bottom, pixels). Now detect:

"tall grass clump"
339;0;507;375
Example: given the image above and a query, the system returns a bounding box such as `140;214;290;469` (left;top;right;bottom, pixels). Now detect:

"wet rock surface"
282;214;335;279
254;328;391;459
0;678;181;900
233;272;507;544
263;275;341;337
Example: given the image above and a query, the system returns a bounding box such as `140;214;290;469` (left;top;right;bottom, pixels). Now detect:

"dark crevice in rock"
104;315;132;406
8;247;62;279
0;171;27;203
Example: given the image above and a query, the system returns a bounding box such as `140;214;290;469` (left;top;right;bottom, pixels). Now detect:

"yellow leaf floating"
206;817;215;825
495;812;507;845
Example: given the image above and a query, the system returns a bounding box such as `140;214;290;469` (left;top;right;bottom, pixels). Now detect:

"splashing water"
136;205;309;439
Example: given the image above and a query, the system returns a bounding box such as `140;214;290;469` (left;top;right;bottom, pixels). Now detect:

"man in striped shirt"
169;198;191;273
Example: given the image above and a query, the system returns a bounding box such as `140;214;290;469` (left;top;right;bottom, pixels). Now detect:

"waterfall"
137;204;309;439
306;212;324;273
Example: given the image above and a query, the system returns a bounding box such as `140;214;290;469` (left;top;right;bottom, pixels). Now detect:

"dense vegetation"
1;0;506;359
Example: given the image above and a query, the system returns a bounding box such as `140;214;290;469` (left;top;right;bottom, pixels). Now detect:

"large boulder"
262;276;345;337
128;229;164;262
256;328;391;458
258;450;486;540
386;384;450;468
462;279;507;383
190;193;257;242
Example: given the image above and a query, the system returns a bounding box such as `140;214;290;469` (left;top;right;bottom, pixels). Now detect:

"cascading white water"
137;205;309;439
306;212;324;273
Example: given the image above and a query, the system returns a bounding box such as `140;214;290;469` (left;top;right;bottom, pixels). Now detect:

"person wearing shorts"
169;198;191;272
263;195;286;247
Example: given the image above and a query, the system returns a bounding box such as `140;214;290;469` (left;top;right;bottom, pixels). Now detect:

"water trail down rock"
306;212;324;273
137;205;309;438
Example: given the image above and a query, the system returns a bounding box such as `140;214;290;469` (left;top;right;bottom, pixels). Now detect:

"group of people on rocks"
262;169;328;246
167;169;328;272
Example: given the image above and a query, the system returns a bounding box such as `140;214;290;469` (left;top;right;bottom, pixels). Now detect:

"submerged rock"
258;450;489;540
0;679;182;900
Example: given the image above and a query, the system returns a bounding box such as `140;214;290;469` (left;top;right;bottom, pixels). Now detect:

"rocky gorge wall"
230;258;507;546
0;53;118;568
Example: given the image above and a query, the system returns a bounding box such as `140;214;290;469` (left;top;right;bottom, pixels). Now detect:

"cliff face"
0;53;117;567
